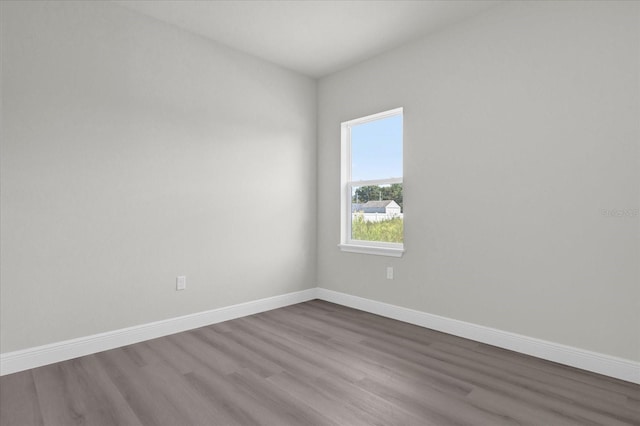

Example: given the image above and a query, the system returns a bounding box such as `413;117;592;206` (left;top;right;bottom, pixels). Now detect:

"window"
339;108;404;257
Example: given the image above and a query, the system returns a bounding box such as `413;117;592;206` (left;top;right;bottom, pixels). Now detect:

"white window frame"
339;107;404;257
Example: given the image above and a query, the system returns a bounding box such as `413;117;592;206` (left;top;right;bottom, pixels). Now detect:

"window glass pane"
351;114;403;181
351;184;403;243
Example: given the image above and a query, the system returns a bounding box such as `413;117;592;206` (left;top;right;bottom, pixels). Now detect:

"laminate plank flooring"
1;300;639;425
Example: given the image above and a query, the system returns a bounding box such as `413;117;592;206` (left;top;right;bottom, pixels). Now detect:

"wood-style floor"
1;300;639;426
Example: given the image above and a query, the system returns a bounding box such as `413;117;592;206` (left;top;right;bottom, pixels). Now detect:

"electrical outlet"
386;267;394;280
176;276;186;290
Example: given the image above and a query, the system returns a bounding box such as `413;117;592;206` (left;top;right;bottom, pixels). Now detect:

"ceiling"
114;0;502;78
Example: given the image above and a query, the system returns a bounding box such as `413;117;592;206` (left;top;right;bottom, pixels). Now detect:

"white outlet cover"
176;276;186;290
386;267;394;280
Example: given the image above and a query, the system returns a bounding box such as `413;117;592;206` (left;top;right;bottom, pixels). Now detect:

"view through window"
340;108;404;256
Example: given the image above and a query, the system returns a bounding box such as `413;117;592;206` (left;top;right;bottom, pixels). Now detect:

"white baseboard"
315;288;640;385
3;286;638;385
0;288;317;376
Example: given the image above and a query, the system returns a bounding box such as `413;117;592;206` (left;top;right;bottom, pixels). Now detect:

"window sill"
338;244;404;257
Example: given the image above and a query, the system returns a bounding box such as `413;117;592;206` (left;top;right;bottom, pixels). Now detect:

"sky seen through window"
351;114;403;182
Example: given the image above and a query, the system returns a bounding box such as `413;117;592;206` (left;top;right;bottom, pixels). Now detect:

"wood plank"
32;356;143;426
267;371;379;426
228;367;337;425
0;371;44;426
360;336;638;426
95;347;224;425
1;301;638;426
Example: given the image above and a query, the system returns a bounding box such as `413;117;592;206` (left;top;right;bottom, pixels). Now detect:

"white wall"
318;1;639;361
0;1;316;352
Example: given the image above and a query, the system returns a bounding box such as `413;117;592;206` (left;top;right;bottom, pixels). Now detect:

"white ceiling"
114;0;502;78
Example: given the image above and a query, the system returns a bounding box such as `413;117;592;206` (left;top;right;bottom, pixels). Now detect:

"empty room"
1;0;638;425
